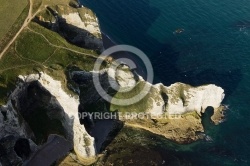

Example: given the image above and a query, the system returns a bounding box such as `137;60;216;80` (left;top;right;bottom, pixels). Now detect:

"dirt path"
27;27;97;58
0;0;98;61
125;122;166;138
0;0;33;59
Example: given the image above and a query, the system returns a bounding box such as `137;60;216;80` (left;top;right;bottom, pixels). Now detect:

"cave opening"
0;111;7;121
14;138;31;160
201;106;214;132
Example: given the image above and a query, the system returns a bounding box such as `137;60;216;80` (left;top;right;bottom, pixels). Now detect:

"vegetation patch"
16;29;56;62
0;0;28;40
110;82;162;113
0;2;29;52
0;65;43;105
0;20;98;105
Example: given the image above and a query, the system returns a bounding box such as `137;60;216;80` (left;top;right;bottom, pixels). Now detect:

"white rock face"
108;67;225;120
62;12;101;36
145;82;224;118
39;5;103;51
18;73;96;161
165;83;225;117
148;83;166;116
60;9;103;50
116;66;136;88
107;65;136;90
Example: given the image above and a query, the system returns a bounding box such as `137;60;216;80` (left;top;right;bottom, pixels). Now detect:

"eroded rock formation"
0;73;96;165
74;63;225;143
18;73;96;163
35;4;103;51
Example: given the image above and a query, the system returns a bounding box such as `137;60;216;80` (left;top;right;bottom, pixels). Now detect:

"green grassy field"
0;1;29;53
0;0;101;105
0;0;28;40
0;22;98;105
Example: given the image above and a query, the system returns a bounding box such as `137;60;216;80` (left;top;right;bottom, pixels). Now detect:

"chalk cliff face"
165;83;224;117
130;81;225;119
0;67;225;164
35;4;103;51
99;65;225;120
18;73;96;163
0;73;96;165
76;64;225;143
0;2;227;164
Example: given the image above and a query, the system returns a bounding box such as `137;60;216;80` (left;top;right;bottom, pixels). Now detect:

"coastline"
101;31;117;49
101;31;148;79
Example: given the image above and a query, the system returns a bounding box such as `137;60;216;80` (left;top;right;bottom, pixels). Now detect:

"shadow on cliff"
18;81;67;144
201;106;214;132
15;81;73;164
69;68;124;153
33;7;103;52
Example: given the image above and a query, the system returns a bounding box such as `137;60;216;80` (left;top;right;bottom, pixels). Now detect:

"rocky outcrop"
0;101;33;139
17;73;96;164
0;88;37;165
0;66;226;164
74;63;226;143
0;72;96;165
0;136;37;166
165;83;224;118
35;4;103;51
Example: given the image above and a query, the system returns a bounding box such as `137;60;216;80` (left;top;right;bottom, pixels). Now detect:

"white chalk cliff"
61;11;101;37
1;67;225;163
0;3;226;163
108;66;225;122
102;66;226;143
38;4;104;51
165;83;224;117
15;73;96;162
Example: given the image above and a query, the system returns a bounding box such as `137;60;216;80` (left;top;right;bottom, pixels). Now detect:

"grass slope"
0;22;98;105
0;0;28;39
0;2;29;53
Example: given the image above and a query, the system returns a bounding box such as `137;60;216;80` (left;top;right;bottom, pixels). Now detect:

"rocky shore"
0;65;226;165
0;0;227;165
75;63;225;144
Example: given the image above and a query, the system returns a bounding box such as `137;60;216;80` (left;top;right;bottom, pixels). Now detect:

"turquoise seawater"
81;0;250;165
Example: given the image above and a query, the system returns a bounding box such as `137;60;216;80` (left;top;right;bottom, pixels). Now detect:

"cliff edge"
77;64;225;143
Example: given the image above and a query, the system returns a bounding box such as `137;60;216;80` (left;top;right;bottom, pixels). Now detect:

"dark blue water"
81;0;250;165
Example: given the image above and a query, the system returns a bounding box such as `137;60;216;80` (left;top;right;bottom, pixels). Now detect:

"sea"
80;0;250;165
